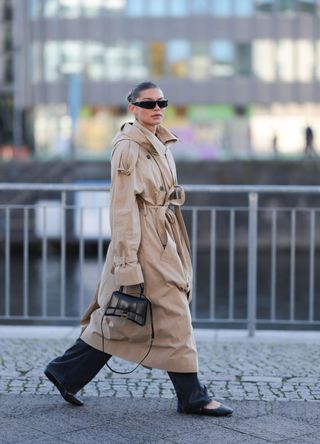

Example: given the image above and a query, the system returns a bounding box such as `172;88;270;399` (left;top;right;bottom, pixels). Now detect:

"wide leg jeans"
46;338;211;413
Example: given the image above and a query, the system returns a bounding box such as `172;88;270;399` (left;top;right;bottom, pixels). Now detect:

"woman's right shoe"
44;368;83;406
198;403;233;417
178;403;233;417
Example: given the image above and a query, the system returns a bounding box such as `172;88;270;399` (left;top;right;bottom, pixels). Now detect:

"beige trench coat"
80;120;198;372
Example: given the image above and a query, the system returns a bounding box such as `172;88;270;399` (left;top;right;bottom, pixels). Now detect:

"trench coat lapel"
133;121;171;155
133;121;178;191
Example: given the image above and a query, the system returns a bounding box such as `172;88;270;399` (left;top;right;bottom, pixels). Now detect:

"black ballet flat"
198;403;233;417
44;368;83;406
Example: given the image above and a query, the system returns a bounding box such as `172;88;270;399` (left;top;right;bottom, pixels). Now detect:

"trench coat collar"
118;120;178;157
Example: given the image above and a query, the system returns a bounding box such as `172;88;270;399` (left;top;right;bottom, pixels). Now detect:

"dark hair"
127;81;160;103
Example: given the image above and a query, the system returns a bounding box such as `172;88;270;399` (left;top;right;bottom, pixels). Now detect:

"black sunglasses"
132;99;168;109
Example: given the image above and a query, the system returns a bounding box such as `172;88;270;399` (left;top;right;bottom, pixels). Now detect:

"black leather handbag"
100;284;154;374
104;285;149;326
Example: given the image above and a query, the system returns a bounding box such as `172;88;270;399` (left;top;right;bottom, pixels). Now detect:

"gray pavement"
1;327;320;443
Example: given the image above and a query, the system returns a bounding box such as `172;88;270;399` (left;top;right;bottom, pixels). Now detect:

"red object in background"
0;145;30;161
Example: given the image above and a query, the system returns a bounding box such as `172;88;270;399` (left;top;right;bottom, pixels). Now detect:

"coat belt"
139;201;176;248
138;195;191;254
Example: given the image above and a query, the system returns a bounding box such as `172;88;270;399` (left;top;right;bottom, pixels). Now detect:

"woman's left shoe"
198;403;233;417
44;368;84;406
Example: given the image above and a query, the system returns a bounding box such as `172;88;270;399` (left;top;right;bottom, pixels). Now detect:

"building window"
296;40;314;82
28;0;42;18
210;40;234;77
83;0;126;17
255;0;274;12
43;0;59;18
59;0;81;18
126;0;145;16
167;40;190;78
127;41;148;80
85;42;104;80
190;0;208;14
149;41;166;77
235;44;252;76
42;40;148;82
44;42;61;81
277;40;295;82
234;0;254;16
297;0;318;13
148;0;167;16
316;40;320;80
0;94;13;144
31;43;42;83
0;55;13;84
82;0;101;17
190;42;210;80
62;41;84;75
105;44;126;81
168;0;188;16
276;0;296;14
253;40;276;82
210;0;232;16
100;0;126;16
3;25;13;51
3;0;13;20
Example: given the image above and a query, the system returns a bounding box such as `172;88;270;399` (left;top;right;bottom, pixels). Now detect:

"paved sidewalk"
1;327;320;401
1;394;320;443
1;327;320;443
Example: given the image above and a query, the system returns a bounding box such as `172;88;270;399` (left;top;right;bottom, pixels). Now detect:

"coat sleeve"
110;139;144;287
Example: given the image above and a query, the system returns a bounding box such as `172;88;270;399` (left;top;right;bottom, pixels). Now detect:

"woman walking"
44;81;233;417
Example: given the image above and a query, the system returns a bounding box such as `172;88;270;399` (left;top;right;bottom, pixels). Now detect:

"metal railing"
1;183;320;335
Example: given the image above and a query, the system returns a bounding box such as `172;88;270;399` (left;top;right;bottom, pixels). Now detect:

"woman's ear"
128;103;136;115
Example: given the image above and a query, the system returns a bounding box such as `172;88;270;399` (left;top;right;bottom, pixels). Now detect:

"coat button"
160;186;164;191
146;154;151;159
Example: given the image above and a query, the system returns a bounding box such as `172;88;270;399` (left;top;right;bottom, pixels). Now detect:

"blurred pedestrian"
304;125;316;157
44;81;233;417
272;133;278;156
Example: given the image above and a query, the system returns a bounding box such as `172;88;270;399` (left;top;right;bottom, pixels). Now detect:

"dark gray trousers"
46;338;211;413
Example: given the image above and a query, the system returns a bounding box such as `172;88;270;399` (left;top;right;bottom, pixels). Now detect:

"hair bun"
126;81;160;104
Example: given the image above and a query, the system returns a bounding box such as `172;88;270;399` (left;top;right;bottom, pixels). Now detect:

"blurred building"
0;0;14;155
10;0;320;159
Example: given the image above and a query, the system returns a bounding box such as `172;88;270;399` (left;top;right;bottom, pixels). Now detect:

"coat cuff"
113;259;144;287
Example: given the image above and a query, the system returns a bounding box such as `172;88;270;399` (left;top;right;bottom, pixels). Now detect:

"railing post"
60;191;67;318
247;192;258;337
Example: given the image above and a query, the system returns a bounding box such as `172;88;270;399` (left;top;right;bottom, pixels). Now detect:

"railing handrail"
2;182;320;333
2;183;320;194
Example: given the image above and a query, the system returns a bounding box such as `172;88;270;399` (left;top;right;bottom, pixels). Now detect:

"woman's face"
128;88;166;133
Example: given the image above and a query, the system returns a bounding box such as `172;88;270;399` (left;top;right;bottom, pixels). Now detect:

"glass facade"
28;0;320;17
0;0;14;157
253;40;276;82
0;94;13;145
234;0;254;16
16;0;320;160
167;40;190;78
255;0;274;12
251;103;320;155
0;1;13;85
277;40;295;82
317;41;320;80
298;0;319;13
210;41;234;77
32;39;320;84
32;102;320;159
277;0;296;13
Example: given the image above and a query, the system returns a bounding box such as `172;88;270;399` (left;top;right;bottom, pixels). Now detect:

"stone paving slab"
1;395;320;444
1;330;320;401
